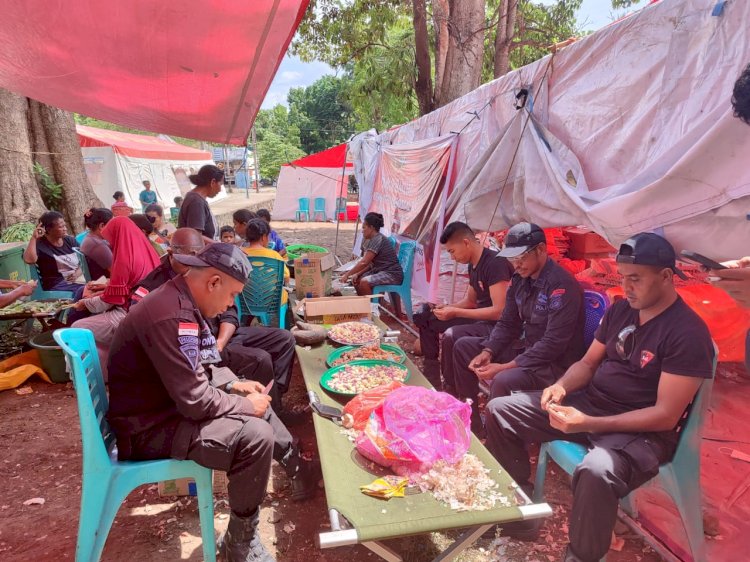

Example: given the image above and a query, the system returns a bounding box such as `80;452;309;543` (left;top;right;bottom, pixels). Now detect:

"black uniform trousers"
221;326;296;391
486;391;673;562
123;408;293;517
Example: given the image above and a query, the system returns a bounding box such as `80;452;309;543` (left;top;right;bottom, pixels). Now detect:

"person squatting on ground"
413;221;513;392
485;233;714;562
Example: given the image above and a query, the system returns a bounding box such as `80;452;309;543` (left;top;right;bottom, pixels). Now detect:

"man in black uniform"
452;222;585;432
485;233;715;561
108;244;310;562
413;222;513;391
131;228;297;417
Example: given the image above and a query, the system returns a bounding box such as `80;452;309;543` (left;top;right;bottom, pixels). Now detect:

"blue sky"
261;0;647;109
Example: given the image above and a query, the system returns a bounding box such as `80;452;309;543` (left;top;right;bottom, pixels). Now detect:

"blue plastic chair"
74;248;92;283
533;351;717;562
76;230;89;245
170;207;180;222
295;197;310;222
238;255;288;329
373;240;416;322
387;235;397;248
313;197;327;221
335;197;347;221
582;290;607;348
52;328;216;562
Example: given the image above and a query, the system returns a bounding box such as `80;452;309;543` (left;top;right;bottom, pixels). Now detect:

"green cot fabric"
296;324;534;543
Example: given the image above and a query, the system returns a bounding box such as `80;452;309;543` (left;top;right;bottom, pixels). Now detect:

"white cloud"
261;55;335;109
280;70;303;82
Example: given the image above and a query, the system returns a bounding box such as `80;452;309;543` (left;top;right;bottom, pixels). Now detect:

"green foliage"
255;128;306;180
33;163;63;211
0;222;35;243
510;0;582;71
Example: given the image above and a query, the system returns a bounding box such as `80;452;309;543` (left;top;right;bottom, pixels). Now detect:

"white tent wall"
272;166;350;220
350;0;750;261
81;148;223;211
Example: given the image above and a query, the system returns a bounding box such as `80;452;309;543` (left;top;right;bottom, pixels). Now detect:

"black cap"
616;233;687;280
173;243;251;283
498;222;547;258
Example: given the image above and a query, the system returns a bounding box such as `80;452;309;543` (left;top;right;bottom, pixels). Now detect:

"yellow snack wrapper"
360;475;408;499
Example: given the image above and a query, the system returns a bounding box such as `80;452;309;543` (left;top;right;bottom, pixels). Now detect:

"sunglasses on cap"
615;324;637;360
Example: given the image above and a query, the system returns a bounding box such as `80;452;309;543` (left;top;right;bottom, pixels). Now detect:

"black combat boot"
280;442;321;502
218;510;275;562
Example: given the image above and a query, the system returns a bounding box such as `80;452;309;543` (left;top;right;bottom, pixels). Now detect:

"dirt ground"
0;221;661;562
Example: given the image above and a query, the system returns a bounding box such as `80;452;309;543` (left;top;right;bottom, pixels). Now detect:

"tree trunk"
432;0;450;111
0;88;47;230
37;103;101;231
27;100;55;185
436;0;486;108
412;0;434;116
494;0;518;78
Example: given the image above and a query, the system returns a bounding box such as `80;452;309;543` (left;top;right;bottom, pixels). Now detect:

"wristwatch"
225;381;235;393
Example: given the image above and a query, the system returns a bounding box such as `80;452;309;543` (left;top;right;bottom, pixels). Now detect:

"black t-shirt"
362;233;403;280
178;191;216;239
36;236;80;289
469;248;514;309
588;297;714;415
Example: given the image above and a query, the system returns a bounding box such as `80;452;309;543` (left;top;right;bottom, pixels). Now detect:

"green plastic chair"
28;265;75;301
238;255;287;329
313;197;327;221
74;248;92;283
372;240;416;322
52;328;216;562
295;197;310;221
532;353;716;562
335;197;347;221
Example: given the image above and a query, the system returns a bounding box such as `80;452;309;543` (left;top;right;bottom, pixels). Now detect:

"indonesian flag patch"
132;286;149;302
178;322;200;337
640;350;655;368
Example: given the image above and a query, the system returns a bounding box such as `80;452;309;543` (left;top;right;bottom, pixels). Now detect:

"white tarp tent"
272;144;352;220
77;125;226;210
350;0;750;261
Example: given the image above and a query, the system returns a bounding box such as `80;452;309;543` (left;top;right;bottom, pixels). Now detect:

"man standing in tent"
139;180;157;212
451;222;585;434
413;221;513;392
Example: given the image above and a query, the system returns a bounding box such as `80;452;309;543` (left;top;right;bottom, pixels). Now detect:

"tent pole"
251;126;260;195
333;142;350;260
449;261;458;304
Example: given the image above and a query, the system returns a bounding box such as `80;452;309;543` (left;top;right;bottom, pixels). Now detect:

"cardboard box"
157;471;228;497
302;295;372;325
294;252;335;299
564;227;615;259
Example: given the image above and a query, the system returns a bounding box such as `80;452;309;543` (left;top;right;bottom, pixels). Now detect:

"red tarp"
0;1;309;145
285;143;353;168
77;125;212;161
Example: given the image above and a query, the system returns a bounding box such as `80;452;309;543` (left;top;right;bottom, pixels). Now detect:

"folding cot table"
295;326;552;561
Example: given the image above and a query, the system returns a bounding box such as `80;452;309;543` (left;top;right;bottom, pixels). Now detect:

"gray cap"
498;222;547;258
616;233;687;280
173;243;251;283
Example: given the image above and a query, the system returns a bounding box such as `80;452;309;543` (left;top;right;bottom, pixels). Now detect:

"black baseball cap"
498;222;547;258
616;233;687;279
173;243;251;283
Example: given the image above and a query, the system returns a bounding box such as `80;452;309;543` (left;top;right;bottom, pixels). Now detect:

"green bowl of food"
286;244;328;261
326;344;407;367
319;360;410;396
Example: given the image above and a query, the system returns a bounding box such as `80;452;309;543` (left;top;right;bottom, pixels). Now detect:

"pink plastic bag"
343;380;405;431
356;386;471;475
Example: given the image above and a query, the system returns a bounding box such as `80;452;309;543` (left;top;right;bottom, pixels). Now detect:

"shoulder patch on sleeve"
178;322;200;336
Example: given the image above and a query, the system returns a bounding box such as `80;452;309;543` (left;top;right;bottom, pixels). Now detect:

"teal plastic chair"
387;235;397;248
74;248;92;283
238;255;287;329
295;197;310;222
373;240;416;322
313;197;327;221
335;197;347;221
53;328;216;562
76;230;89;245
28;265;75;301
170;207;180;222
533;351;716;562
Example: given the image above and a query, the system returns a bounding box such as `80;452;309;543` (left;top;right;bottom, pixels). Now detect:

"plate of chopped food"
326;344;407;367
327;321;381;346
0;298;74;319
320;360;410;396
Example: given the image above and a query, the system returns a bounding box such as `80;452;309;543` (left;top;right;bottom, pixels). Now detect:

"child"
256;208;286;257
220;225;237;244
111;191;133;217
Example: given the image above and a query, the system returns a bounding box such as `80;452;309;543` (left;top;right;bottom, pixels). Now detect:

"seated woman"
23;211;85;300
242;218;290;305
257;208;287;257
145;203;176;240
232;209;257;246
110;191;133;217
129;213;166;256
72;216;160;378
340;212;403;296
80;208;114;280
0;279;36;308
